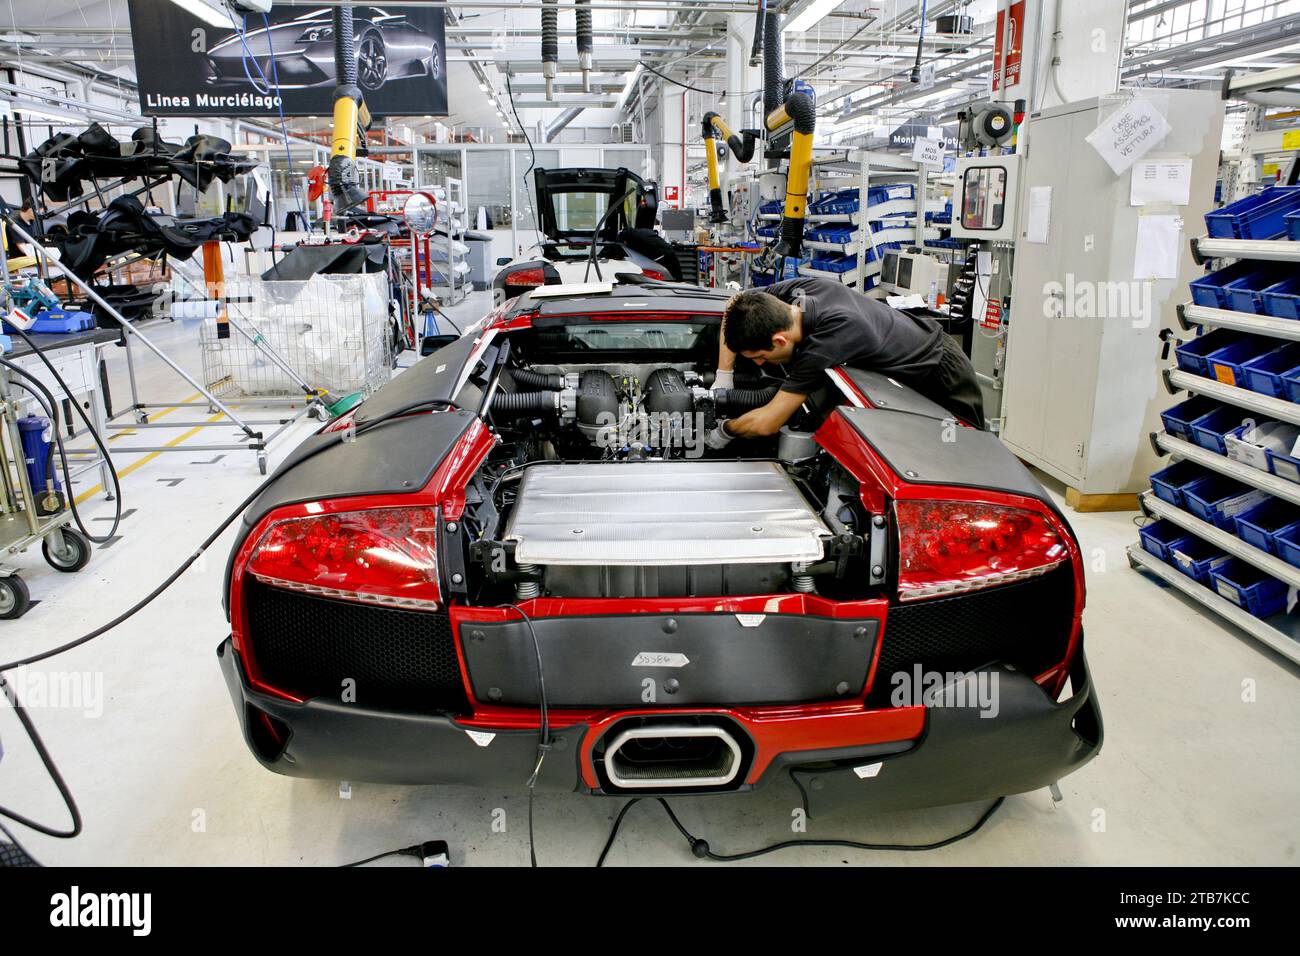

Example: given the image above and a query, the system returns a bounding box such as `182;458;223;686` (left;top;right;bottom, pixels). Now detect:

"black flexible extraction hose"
762;10;785;124
749;0;766;66
576;0;593;92
541;0;559;99
910;0;928;84
333;7;356;86
510;368;565;391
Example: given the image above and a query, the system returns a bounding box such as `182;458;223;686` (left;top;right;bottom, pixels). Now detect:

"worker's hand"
704;421;734;450
713;368;735;390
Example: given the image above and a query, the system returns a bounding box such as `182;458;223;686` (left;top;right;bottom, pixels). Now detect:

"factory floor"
4;291;1298;867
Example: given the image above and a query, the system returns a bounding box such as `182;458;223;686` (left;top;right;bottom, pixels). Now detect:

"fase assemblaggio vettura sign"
127;0;447;118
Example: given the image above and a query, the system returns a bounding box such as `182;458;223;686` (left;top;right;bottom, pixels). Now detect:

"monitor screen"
897;256;914;291
881;252;899;286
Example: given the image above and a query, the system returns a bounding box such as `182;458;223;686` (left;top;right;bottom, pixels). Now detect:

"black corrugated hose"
762;10;785;120
333;8;356;86
541;0;559;68
576;0;593;55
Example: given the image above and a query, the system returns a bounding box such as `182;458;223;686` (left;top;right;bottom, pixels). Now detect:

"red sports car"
219;282;1101;812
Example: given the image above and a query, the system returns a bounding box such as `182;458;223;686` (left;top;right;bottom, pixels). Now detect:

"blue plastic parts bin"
1139;519;1192;562
1150;460;1214;507
1209;559;1288;617
1203;336;1275;386
1168;536;1231;585
2;309;95;335
1259;275;1300;320
1160;395;1223;440
1266;441;1300;483
1205;185;1300;240
1274;524;1300;568
1182;475;1268;530
1232;498;1300;555
1239;342;1300;397
1189;261;1265;309
1288;209;1300;241
1189;405;1250;454
1174;328;1246;376
1223;267;1288;314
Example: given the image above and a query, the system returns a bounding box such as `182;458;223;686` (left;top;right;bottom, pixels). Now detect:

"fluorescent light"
11;102;79;122
784;0;842;34
169;0;235;28
479;83;488;92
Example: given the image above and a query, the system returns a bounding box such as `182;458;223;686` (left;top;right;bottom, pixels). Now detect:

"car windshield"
550;191;611;232
534;321;713;355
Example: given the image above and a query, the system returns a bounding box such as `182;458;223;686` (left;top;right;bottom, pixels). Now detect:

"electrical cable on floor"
0;672;83;841
340;840;447;867
500;601;550;868
1;330;122;542
596;795;1005;866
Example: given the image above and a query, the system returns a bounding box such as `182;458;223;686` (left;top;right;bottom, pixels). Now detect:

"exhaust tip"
602;723;744;790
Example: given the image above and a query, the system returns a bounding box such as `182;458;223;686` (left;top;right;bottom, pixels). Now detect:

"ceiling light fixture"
168;0;235;28
783;0;843;34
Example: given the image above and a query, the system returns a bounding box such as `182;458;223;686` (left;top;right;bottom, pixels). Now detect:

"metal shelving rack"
1128;232;1300;665
427;177;469;306
793;149;927;289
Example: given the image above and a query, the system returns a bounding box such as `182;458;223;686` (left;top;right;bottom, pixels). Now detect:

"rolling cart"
0;362;92;619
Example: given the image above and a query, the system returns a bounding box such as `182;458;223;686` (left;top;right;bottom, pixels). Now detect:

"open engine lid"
504;461;830;566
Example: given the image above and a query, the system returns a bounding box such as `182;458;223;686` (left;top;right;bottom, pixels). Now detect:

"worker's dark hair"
723;290;794;353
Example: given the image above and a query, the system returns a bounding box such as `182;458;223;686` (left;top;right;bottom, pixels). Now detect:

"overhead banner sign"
126;1;447;118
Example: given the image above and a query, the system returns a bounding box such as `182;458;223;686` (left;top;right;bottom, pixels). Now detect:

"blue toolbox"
3;309;95;335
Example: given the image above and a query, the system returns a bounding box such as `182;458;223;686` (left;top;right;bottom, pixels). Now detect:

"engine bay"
441;326;883;604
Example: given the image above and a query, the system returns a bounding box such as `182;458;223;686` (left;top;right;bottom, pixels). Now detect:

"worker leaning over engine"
706;276;986;448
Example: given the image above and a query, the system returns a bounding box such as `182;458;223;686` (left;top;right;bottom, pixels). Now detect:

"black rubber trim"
461;613;879;707
218;637;583;789
785;651;1102;814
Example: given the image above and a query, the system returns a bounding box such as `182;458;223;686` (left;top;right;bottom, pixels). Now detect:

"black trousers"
911;335;987;429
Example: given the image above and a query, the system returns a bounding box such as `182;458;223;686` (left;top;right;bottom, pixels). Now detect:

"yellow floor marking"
74;404;226;505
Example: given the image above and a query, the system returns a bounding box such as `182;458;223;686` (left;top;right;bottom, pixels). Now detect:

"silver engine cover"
504;461;830;566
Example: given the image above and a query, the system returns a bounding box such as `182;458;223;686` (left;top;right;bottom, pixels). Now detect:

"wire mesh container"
200;272;391;398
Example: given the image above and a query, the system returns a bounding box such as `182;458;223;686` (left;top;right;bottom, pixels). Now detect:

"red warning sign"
992;1;1025;92
982;299;1003;331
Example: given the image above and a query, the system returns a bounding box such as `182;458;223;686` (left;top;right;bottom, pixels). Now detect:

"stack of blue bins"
1205;185;1300;240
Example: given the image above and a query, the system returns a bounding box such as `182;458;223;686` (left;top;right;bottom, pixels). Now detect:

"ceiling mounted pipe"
545;106;584;141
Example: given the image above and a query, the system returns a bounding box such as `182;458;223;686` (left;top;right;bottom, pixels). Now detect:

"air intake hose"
542;0;559;100
492;390;562;416
576;0;594;92
510;368;564;391
716;386;779;410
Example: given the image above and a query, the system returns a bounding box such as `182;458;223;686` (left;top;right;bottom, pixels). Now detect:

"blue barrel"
18;416;60;496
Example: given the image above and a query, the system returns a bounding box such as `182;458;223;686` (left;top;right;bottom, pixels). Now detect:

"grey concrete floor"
3;295;1298;866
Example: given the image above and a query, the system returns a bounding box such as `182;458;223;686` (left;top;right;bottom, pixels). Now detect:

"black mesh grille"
867;564;1077;706
245;580;469;715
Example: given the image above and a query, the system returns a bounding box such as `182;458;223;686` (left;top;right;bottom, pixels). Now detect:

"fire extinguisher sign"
992;0;1026;93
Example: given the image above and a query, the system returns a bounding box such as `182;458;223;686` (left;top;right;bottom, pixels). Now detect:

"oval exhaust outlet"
603;723;743;790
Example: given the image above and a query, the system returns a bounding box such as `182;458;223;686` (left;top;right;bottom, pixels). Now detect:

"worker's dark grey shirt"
764;277;945;394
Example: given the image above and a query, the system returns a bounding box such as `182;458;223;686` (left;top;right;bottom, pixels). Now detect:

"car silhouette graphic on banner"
128;1;447;118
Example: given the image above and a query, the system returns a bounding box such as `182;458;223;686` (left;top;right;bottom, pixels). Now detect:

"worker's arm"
722;389;806;439
715;313;737;387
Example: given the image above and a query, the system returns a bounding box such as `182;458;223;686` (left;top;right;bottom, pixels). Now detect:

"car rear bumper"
218;636;1102;807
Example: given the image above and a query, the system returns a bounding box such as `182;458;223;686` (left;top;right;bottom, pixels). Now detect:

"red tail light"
895;499;1067;601
508;267;546;288
642;268;667;280
247;506;442;610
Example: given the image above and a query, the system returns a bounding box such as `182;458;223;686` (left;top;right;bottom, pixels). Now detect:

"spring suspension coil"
516;564;542;600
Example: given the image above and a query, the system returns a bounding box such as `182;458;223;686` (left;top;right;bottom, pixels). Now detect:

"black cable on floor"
0;673;82;841
596;795;1005;866
502;601;549;868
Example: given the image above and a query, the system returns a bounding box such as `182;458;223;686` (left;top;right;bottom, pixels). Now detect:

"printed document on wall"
1134;215;1181;280
1026;187;1052;244
1131;159;1193;206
